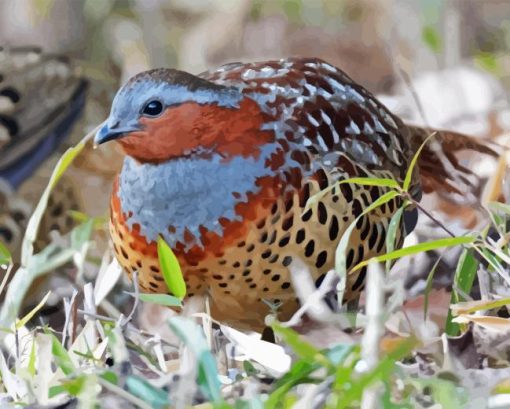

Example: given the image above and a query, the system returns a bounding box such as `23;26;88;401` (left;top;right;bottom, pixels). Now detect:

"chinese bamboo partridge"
95;58;494;329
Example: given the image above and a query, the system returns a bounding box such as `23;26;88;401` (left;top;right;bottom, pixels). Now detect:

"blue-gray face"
94;68;243;145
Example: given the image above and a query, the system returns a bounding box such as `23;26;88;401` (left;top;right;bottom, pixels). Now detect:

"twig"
71;290;79;345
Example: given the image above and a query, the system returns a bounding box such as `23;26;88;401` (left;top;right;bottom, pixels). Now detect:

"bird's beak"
94;121;140;146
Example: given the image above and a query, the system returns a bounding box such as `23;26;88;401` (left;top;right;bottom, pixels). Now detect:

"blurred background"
1;0;510;323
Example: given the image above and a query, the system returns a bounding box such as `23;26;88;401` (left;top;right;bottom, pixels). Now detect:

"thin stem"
408;197;456;238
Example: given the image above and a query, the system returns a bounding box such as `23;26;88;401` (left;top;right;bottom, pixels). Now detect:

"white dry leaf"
93;337;109;362
453;314;510;332
3;326;34;369
220;324;291;377
94;258;122;306
34;333;53;405
0;350;28;401
68;320;98;369
83;283;98;351
62;289;78;347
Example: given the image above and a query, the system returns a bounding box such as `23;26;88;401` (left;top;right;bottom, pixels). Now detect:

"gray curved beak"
94;122;140;146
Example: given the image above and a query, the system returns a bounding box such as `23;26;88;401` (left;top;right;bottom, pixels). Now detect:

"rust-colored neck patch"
117;97;273;163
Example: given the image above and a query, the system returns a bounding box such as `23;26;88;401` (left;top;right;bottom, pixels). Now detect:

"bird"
0;46;87;257
95;57;495;330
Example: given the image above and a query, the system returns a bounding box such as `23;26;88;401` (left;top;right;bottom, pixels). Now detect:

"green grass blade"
125;375;170;409
272;323;331;368
168;317;221;402
423;257;442;321
385;206;405;272
352;236;475;272
335;190;399;277
402;132;436;192
157;236;186;299
445;249;478;336
0;241;11;265
335;191;400;301
138;293;182;308
16;291;51;329
22;142;86;266
46;332;75;376
305;177;400;212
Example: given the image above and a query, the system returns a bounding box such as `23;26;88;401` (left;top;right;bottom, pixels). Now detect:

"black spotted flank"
315;250;328;269
282;256;292;266
317;202;328;224
296;228;306;244
329;215;339;240
305;240;315;257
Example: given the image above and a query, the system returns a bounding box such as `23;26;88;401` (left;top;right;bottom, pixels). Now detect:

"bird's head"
95;68;273;163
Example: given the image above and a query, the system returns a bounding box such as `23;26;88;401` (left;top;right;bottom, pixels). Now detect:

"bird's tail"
407;125;499;203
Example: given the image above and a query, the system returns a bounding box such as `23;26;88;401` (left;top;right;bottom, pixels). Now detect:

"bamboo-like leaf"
305;177;400;212
46;332;75;376
16;291;51;329
272;323;331;368
402;132;436;192
20;123;100;266
445;249;478;336
168;317;221;402
157;237;186;299
451;297;510;316
125;375;170;409
385;206;405;272
22;143;86;266
423;257;442;321
352;236;475;272
138;293;182;308
0;241;11;265
335;191;400;301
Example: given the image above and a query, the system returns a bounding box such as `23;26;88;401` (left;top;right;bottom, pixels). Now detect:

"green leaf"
125;375;170;409
306;177;399;212
28;338;37;376
46;331;75;376
445;249;478;336
335;338;415;408
272;323;331;368
422;25;442;53
0;241;11;265
22;142;86;266
335;191;400;300
157;236;186;299
138;293;182;308
168;317;221;402
488;201;510;216
100;371;119;385
16;291;51;329
474;52;500;75
423;257;442;321
385;205;405;272
352;236;475;272
403;132;436;192
339;177;400;189
56;375;88;397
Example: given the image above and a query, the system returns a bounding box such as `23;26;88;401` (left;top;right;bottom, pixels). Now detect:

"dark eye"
142;100;163;117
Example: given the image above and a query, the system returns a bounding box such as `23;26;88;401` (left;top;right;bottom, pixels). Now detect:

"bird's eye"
142;100;163;117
